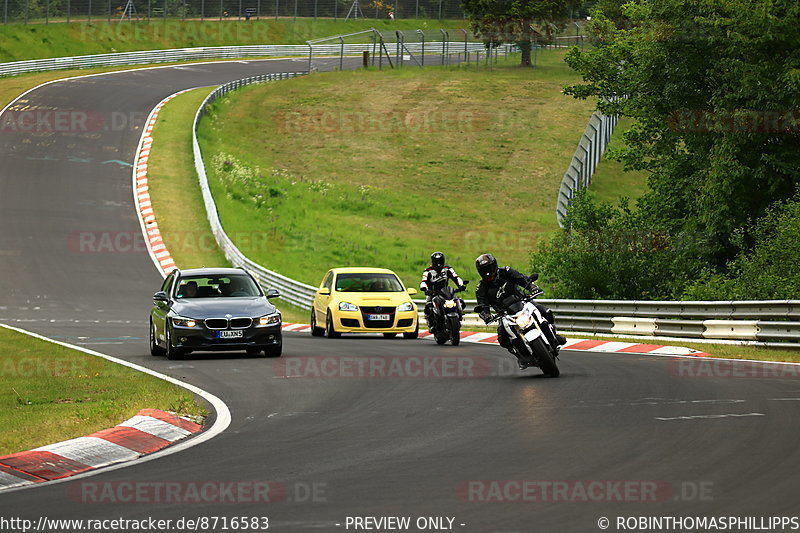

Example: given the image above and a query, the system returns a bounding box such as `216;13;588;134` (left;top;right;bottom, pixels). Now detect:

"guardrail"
0;42;483;78
191;73;800;346
556;110;619;227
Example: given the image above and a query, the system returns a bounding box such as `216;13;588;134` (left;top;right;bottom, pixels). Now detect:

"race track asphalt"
0;58;798;532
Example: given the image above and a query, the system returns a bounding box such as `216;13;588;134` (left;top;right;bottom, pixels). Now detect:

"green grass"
0;19;468;62
588;117;649;206
197;49;601;289
0;325;207;455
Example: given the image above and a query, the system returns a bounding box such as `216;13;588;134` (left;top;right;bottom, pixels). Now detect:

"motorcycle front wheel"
448;315;460;346
530;337;560;377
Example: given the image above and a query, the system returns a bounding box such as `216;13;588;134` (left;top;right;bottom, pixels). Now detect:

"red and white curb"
280;323;711;357
0;409;201;491
133;90;194;278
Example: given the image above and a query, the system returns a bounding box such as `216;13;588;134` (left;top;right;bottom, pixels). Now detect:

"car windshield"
335;273;404;292
175;274;261;299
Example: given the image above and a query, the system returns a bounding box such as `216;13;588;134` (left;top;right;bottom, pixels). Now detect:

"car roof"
178;267;249;277
329;267;397;275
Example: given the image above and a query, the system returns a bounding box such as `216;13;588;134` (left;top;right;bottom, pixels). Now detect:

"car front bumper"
170;324;282;352
333;310;417;333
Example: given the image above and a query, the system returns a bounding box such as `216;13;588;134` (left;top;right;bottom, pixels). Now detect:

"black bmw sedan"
149;267;282;359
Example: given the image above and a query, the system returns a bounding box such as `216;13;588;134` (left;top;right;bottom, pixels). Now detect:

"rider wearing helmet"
474;253;566;355
420;251;466;332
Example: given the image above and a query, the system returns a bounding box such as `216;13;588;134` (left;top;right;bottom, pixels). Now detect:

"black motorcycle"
427;280;469;346
475;275;560;377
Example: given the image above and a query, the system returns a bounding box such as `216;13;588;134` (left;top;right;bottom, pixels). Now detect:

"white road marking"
655;413;765;421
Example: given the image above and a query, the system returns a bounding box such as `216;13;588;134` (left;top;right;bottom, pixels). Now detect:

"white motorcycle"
476;275;560;377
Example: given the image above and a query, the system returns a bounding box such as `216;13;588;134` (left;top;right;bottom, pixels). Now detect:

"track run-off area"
0;58;799;532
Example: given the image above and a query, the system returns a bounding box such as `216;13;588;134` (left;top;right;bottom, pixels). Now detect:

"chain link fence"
1;0;466;23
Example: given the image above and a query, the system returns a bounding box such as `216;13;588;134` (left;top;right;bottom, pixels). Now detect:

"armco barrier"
189;73;800;345
0;42;483;78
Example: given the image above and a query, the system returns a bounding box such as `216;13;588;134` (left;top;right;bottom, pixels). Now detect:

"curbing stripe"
0;451;92;481
35;437;139;469
279;323;711;357
88;427;171;455
137;408;203;433
118;415;192;442
0;409;201;490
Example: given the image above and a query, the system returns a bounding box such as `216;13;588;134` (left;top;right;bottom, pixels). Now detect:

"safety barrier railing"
0;42;484;78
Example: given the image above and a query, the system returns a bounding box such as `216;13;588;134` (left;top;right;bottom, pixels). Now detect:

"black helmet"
475;253;498;280
431;251;445;270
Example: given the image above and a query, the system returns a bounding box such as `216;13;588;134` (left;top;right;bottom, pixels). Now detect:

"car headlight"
443;299;456;309
515;311;533;329
397;302;414;312
339;301;358;311
172;316;198;328
257;313;281;327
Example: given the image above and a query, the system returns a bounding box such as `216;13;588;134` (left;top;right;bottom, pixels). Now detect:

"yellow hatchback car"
310;267;419;338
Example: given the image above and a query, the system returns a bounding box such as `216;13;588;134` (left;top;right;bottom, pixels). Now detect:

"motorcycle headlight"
339;301;358;312
515;312;533;329
443;299;456;308
257;313;281;327
397;302;414;312
172;316;198;328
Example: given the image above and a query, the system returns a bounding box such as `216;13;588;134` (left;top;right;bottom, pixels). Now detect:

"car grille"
230;317;253;329
397;318;414;327
204;317;253;329
360;306;396;329
205;318;228;330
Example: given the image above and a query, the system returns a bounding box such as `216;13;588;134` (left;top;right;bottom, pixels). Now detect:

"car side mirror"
266;288;280;299
407;288;418;295
153;291;169;303
318;288;331;295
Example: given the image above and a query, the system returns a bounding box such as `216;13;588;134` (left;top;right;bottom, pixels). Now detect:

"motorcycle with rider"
474;253;566;376
420;252;469;345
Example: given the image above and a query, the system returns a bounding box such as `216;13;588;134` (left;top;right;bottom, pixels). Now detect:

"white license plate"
218;330;244;339
367;314;390;321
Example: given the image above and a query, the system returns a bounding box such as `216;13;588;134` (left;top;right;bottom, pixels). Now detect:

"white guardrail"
0;42;482;78
192;76;800;345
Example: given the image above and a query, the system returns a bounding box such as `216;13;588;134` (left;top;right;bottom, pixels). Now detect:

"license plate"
217;330;244;339
367;314;390;321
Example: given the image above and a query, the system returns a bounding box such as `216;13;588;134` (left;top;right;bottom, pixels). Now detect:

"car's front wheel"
149;319;165;357
310;309;325;337
165;326;185;360
326;313;341;339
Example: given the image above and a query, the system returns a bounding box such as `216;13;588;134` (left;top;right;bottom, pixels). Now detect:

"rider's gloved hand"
478;310;492;323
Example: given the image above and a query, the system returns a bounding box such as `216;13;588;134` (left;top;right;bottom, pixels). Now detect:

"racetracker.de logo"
456;480;681;503
69;481;287;504
273;355;494;379
667;359;800;379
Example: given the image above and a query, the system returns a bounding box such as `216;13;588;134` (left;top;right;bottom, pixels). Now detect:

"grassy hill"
193;50;643;289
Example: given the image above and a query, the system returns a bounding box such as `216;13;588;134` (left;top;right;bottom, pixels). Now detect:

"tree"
461;0;570;66
530;0;800;299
